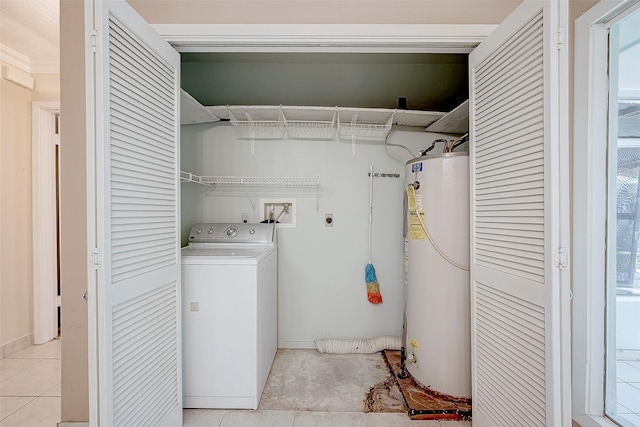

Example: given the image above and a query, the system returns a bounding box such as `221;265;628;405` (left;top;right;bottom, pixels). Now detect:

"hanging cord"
407;185;470;271
420;133;469;156
368;165;374;263
384;127;418;158
450;133;469;152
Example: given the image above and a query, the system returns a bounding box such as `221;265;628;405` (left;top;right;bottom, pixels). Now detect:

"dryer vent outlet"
259;199;296;228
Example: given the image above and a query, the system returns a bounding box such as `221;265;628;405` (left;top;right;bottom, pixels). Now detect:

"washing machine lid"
181;245;275;265
187;223;275;245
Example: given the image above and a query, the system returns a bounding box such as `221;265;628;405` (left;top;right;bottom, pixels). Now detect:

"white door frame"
154;24;496;54
572;1;640;426
32;101;60;345
83;21;521;426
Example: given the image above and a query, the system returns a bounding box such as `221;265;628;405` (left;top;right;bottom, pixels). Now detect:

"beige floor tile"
0;396;59;427
45;352;60;360
366;412;441;427
41;384;60;397
293;411;368;427
183;409;229;426
7;340;60;360
0;397;35;421
0;360;60;397
0;359;41;383
219;410;295;427
440;421;471;426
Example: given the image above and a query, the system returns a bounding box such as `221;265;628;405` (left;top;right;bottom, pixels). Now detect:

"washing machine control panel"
225;226;239;238
188;223;274;244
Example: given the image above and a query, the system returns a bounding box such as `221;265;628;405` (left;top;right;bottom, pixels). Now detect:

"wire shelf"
338;113;394;141
229;110;285;140
284;110;336;139
180;171;202;184
202;176;320;187
181;172;320;188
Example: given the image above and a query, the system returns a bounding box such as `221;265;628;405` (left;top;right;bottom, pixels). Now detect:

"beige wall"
129;0;520;24
33;73;63;102
59;0;89;421
0;64;35;351
0;61;60;353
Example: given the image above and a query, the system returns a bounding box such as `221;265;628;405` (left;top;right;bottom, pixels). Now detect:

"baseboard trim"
278;340;316;349
0;333;33;358
58;423;89;427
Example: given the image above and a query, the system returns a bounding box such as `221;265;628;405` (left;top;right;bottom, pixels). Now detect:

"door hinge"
89;29;99;52
555;247;568;270
90;248;103;270
554;27;567;50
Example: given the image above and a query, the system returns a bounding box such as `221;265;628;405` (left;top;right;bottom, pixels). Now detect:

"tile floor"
0;340;470;427
182;410;471;426
616;360;640;427
3;340;637;427
0;339;61;427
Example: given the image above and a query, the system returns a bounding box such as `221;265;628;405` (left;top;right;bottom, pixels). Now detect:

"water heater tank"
404;152;470;398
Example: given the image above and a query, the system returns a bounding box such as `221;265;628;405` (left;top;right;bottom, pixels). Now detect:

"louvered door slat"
475;25;543;92
112;159;174;180
478;231;543;247
111;108;175;145
475;281;547;425
476;67;544;119
111;122;175;155
95;2;181;425
109;21;174;87
112;222;174;235
476;134;543;165
476;150;543;174
474;8;544;278
109;71;175;120
112;285;177;426
475;106;544;142
477;222;543;233
476;166;544;186
470;2;566;424
111;92;174;134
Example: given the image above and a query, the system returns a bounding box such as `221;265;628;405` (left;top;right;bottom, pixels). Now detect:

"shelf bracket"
243;185;256;212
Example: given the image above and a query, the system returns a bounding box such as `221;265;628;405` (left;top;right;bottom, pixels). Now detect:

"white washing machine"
181;223;277;409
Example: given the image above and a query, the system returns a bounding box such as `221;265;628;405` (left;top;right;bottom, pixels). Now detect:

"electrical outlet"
325;214;333;227
241;212;250;223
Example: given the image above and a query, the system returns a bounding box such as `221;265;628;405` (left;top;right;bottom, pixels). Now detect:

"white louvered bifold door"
469;1;569;426
93;1;181;425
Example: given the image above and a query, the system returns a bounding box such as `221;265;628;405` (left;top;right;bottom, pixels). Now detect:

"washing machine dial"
196;228;202;234
225;226;239;238
208;228;214;234
249;228;255;235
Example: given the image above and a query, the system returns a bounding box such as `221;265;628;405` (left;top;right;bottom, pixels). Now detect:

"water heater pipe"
408;185;470;272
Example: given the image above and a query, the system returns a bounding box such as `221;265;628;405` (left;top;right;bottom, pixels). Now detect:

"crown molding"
0;43;59;74
0;44;31;73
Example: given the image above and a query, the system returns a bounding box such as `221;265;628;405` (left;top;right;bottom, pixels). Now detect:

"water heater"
403;152;470;398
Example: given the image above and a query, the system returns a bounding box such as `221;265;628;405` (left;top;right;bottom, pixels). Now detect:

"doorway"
606;6;640;426
32;102;61;344
573;1;640;426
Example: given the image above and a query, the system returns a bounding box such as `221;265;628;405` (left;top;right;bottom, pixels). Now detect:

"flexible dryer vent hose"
314;336;401;354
